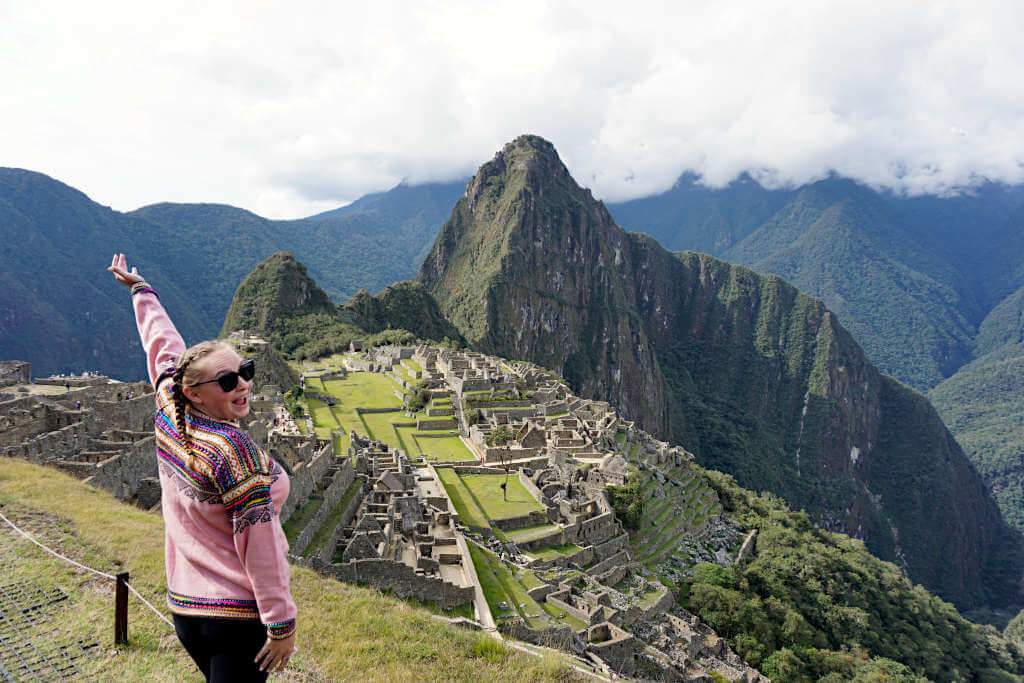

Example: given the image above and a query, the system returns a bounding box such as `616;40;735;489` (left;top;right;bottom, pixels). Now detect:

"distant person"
108;253;296;680
75;400;81;410
117;392;122;401
65;382;70;392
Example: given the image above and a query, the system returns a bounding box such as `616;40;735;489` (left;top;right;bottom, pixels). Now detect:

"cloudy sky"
3;0;1023;218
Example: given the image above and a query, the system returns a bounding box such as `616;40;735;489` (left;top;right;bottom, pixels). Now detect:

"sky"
3;0;1023;219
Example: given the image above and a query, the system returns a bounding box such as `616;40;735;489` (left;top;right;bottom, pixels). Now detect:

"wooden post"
115;571;129;645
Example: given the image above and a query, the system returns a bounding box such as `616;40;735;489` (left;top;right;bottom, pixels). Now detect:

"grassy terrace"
506;523;561;543
283;496;324;544
468;543;587;632
308;395;338;440
462;474;544;520
526;544;583;562
437;468;489;528
0;459;568;681
306;480;363;558
414;434;477;462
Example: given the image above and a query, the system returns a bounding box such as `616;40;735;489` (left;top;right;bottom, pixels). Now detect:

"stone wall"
280;444;335;524
83;436;158;500
291;464;356;556
89;393;155;432
0;361;30;385
501;620;580;651
586;622;635;676
490;510;551;532
315;481;366;564
590;533;630;563
574;510;616;547
585;550;630;579
311;557;475;609
4;420;91;463
518;469;549;506
416;417;457;430
0;397;81;448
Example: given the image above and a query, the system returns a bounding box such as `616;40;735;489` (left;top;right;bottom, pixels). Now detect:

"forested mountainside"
608;174;1024;392
220;251;461;360
0;168;462;379
224;252;1024;679
607;173;1024;536
418;135;1024;610
931;282;1024;533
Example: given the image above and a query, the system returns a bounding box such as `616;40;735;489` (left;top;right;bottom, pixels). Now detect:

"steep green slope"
726;185;975;388
221;251;366;359
0;169;208;380
689;468;1024;680
419;135;1024;610
931;285;1024;533
0;168;461;380
343;281;464;344
609;176;1024;391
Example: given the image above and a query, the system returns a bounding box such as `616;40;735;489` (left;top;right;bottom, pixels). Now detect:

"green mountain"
418;135;1024;610
344;281;464;344
609;176;1024;391
931;283;1024;532
220;255;1024;679
0;168;462;380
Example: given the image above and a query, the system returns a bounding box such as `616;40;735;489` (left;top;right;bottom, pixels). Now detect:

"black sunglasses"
189;359;256;392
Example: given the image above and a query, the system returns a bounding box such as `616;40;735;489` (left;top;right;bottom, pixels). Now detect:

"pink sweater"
133;289;297;640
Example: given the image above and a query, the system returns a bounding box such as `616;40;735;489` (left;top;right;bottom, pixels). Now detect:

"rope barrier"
0;509;174;630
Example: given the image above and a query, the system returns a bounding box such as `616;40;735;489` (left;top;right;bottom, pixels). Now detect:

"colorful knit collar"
186;404;241;429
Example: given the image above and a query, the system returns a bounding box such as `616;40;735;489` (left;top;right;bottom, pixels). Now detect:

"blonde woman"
109;254;296;681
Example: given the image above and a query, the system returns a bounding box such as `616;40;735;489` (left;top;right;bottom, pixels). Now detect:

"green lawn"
322;372;403;409
307;396;339;439
304;480;363;557
462;474;544;520
526;544;582;561
359;410;410;451
283;497;324;544
506;523;560;543
414;434;477;462
403;358;422;373
436;468;489;528
468;543;551;629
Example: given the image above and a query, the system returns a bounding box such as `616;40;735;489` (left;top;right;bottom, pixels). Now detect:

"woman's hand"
107;253;145;288
255;632;296;673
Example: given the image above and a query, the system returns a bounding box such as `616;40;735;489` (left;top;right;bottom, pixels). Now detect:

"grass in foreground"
0;459;574;682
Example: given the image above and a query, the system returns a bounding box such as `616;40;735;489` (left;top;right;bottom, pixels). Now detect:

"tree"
486;425;515;500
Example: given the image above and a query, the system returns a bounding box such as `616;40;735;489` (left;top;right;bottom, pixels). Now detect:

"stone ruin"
0;361;31;386
2;344;768;680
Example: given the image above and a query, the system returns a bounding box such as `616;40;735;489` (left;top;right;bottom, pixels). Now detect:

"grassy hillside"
0;169;462;380
0;459;571;682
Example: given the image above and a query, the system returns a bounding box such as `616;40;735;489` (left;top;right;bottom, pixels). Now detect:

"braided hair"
170;341;229;442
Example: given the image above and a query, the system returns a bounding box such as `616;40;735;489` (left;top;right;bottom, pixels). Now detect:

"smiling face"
182;346;252;422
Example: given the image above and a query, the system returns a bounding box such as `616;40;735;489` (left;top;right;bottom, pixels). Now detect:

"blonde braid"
170;340;230;442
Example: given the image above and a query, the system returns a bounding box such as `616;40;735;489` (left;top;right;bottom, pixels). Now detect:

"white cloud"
2;0;1023;217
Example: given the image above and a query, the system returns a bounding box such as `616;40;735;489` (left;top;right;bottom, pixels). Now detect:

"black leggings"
173;614;268;682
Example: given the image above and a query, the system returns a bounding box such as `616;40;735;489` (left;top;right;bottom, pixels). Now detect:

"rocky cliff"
418;135;1023;610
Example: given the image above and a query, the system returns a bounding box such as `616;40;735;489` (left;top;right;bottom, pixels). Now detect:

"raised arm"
108;253;185;387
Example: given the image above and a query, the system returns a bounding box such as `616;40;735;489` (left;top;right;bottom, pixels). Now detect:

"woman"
109;253;297;681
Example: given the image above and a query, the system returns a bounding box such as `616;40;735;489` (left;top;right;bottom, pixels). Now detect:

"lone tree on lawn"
486;425;515;501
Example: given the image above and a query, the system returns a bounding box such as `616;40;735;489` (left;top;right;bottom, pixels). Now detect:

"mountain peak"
220;251;336;338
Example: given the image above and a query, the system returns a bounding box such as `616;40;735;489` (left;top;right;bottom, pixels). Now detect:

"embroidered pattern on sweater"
157;460;222;504
154;384;276;531
267;618;297;639
167;590;260;620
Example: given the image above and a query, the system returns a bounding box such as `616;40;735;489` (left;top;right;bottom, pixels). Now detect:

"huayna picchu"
418;135;1024;614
